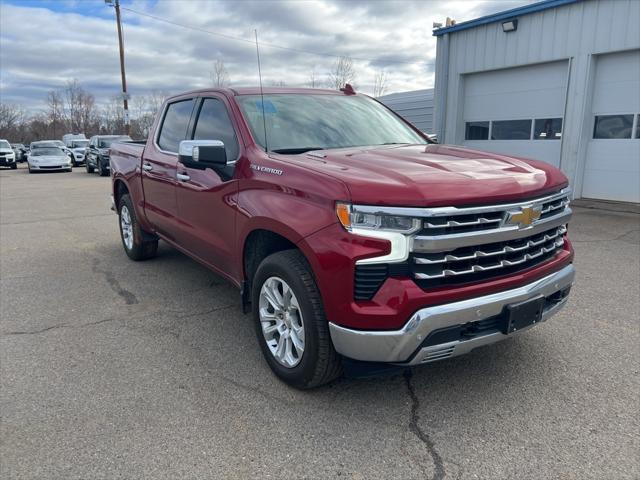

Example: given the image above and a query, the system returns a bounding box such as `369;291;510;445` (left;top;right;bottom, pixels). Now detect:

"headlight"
336;203;420;233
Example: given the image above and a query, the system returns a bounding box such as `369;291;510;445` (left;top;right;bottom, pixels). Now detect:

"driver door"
174;96;241;279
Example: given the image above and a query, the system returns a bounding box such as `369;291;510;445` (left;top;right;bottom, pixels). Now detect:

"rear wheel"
118;194;158;261
251;250;342;389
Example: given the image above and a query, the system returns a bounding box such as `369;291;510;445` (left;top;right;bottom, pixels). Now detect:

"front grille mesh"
412;225;567;288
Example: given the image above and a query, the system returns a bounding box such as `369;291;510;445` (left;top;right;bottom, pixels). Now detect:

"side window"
593;114;633;139
193;98;239;161
157;99;195;152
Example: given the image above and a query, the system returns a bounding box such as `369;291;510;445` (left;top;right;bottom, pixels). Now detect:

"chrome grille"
412;225;567;286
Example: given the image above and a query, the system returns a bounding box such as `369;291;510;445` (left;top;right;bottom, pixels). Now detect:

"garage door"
582;50;640;203
462;61;568;168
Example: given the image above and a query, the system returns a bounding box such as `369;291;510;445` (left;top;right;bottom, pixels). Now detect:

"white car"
67;139;89;166
28;146;72;173
0;139;17;169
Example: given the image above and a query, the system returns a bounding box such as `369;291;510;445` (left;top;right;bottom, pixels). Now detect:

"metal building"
433;0;640;202
377;89;435;134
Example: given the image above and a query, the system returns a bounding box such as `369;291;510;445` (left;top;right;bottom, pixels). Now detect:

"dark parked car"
11;143;27;162
86;135;132;176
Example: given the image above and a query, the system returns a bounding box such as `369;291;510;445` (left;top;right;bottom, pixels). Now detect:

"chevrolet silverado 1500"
110;87;574;388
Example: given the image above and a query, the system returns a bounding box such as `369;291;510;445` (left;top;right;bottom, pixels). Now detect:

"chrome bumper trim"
329;264;575;364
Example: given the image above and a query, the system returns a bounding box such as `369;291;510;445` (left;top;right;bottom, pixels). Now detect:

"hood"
277;144;568;207
0;148;13;154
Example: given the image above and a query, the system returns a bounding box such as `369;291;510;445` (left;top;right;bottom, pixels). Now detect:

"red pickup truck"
110;87;574;388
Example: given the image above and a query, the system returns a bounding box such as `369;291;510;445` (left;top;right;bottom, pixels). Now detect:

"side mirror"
178;140;228;169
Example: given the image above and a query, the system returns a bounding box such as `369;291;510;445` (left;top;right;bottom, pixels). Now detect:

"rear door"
142;98;195;238
174;96;241;279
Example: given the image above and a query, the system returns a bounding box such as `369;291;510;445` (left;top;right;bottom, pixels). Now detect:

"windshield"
0;140;10;149
32;147;64;156
236;94;427;153
71;140;89;148
99;136;131;148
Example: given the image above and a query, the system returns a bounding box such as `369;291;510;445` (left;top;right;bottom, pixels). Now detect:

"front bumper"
329;264;575;365
0;157;16;166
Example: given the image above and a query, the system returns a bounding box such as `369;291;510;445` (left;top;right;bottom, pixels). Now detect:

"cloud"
0;0;532;113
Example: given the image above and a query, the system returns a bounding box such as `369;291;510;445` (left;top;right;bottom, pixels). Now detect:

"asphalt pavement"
1;163;638;479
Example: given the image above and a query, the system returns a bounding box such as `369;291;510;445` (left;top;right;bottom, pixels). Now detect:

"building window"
465;121;489;140
534;118;563;140
593;114;634;139
491;119;532;140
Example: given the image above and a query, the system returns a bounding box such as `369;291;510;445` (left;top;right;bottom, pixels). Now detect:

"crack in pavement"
91;258;138;305
404;370;446;480
2;317;119;336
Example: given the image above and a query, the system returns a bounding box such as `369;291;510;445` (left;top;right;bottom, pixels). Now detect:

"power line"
120;6;433;67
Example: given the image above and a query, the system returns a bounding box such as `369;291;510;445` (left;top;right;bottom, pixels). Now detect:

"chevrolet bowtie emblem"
507;206;542;227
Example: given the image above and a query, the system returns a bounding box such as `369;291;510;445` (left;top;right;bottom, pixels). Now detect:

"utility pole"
107;0;130;135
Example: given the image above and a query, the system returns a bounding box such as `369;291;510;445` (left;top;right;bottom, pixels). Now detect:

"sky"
0;0;534;114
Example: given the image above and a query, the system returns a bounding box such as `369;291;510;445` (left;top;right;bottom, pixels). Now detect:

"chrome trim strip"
351;188;571;218
412;208;571;253
414;226;566;264
329;264;575;363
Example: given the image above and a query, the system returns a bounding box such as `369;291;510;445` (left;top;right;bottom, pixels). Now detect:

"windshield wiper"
271;147;325;154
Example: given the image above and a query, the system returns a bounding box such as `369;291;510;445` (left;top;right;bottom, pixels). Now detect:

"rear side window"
193;98;239;161
157;99;195;152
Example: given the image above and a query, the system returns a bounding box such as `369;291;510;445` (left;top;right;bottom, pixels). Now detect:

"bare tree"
211;60;230;87
308;66;318;88
328;56;357;90
0;104;26;140
373;70;389;97
102;95;125;134
62;79;97;134
46;90;65;138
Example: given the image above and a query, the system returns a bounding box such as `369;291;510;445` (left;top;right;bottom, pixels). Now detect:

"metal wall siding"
378;89;435;133
435;0;640;199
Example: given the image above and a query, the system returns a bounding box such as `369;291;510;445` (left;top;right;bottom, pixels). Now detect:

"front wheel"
251;250;342;389
118;194;158;261
86;161;94;173
98;159;108;176
10;163;17;170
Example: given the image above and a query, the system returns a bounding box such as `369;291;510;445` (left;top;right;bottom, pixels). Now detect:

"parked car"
10;143;27;162
0;139;17;169
31;140;74;164
86;135;132;176
27;146;72;173
67;139;89;166
62;133;86;146
110;87;574;389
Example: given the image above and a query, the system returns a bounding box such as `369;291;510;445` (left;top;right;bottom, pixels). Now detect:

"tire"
98;159;108;176
86;161;94;173
118;194;158;261
10;163;16;170
251;250;342;389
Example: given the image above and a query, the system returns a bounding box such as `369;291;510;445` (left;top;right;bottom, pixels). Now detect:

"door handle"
176;172;191;182
142;163;153;171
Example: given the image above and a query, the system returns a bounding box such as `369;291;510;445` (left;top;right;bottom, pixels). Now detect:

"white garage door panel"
592;50;640;113
464;61;567;119
462;61;568;169
582;49;640;202
464;141;563;167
